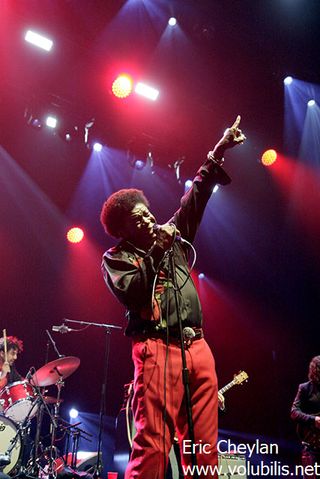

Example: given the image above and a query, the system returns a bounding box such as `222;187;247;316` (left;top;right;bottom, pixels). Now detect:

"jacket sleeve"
290;384;317;424
101;245;164;310
171;158;231;243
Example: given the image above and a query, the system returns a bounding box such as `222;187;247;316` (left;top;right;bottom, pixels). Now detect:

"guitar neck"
219;379;237;395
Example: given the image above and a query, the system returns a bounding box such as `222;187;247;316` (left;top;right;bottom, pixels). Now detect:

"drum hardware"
26;385;58;479
26;355;80;479
47;377;65;478
2;374;58;478
43;396;64;405
26;329;81;479
31;420;92;479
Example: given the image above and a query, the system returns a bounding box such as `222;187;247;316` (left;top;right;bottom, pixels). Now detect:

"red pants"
125;337;218;479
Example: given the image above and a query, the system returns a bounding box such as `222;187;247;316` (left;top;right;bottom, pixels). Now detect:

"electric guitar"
219;370;249;396
297;412;320;449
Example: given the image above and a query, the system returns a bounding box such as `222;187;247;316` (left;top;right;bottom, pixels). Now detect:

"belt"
134;327;204;345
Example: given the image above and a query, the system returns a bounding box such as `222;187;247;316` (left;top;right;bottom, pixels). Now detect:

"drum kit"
0;355;86;478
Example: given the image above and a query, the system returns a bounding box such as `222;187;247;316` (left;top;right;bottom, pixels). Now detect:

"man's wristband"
207;151;225;167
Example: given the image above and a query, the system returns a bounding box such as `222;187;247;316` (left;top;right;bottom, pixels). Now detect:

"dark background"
1;0;319;456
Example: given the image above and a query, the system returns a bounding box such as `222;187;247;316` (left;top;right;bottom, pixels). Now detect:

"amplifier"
218;453;247;478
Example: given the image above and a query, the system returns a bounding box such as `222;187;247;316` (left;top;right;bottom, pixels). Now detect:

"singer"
100;116;246;479
0;336;23;389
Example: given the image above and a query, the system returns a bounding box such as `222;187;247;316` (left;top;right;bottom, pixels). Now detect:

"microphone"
153;224;187;244
52;324;72;334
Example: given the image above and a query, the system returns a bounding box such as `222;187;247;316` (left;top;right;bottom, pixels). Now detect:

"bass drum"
0;415;22;475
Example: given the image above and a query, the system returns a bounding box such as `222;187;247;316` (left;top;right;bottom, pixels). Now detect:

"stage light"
198;273;205;279
93;142;103;152
28;117;42;129
261;149;277;166
58;125;80;143
213;185;219;193
127;148;146;170
284;76;293;85
25;30;53;51
46;116;57;129
168;17;177;26
307;99;316;107
133;159;146;170
185;179;193;192
69;408;79;419
67;227;84;244
135;82;159;101
112;74;133;99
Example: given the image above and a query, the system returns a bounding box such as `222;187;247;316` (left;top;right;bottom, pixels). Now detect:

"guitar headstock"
233;371;248;385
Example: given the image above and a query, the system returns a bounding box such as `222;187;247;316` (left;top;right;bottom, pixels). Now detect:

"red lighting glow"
261;149;277;166
67;227;84;244
112;74;133;99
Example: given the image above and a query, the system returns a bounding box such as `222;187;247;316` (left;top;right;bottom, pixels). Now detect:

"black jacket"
291;381;320;424
102;158;230;336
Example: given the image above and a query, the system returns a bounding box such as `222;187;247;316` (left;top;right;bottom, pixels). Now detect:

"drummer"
0;336;23;389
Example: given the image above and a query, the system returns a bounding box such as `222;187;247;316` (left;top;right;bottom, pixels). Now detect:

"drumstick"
3;329;8;362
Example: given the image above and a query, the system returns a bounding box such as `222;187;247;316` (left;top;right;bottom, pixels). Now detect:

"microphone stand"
167;246;198;477
63;318;122;478
46;330;65;358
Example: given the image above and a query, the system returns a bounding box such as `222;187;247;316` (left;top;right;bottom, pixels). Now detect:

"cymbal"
31;356;80;387
43;396;64;404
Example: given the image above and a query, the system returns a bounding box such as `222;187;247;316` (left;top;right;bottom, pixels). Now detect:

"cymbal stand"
46;377;64;479
28;375;58;477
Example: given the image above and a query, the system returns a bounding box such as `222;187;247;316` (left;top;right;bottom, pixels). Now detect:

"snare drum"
0;380;38;423
0;415;22;475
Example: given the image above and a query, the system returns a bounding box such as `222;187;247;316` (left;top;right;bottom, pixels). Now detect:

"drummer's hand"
1;361;10;376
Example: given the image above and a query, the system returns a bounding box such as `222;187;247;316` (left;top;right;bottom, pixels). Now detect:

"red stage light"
67;227;84;244
112;74;133;99
261;149;277;166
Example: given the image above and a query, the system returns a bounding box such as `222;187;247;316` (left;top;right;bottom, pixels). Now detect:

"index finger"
230;115;241;129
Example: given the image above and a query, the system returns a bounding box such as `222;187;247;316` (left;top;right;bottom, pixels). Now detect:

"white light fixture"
168;17;177;26
46;116;57;128
69;408;79;419
93;142;103;152
307;99;316;107
135;82;159;101
284;76;293;85
25;30;53;52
